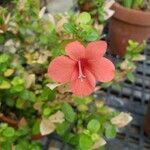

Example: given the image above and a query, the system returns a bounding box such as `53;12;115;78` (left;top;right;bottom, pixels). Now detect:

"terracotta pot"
109;2;150;57
0;114;44;140
32;134;44;140
144;101;150;136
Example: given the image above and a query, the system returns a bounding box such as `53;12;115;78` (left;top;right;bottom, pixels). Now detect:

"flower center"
78;60;86;81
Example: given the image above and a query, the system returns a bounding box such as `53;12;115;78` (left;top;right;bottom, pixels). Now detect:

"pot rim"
112;2;150;26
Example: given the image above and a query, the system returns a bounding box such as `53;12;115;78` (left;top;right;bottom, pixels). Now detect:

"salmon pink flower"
48;41;115;96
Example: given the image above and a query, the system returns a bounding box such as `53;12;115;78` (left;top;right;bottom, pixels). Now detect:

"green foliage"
74;96;93;105
2;127;15;138
87;119;100;133
0;123;41;149
0;0;58;148
122;0;134;8
127;72;135;82
79;134;93;150
61;103;76;123
0;54;10;63
122;0;144;9
125;40;146;60
125;40;146;82
79;12;91;24
63;22;77;34
56;121;70;136
105;124;117;139
63;12;100;42
39;87;55;101
77;0;106;23
103;40;146;88
92;0;105;23
32;120;40;135
43;107;52;117
0;0;128;149
56;96;120;149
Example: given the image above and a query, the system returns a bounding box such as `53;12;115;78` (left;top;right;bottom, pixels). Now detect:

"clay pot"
32;134;44;140
109;2;150;57
0;114;44;140
144;101;150;136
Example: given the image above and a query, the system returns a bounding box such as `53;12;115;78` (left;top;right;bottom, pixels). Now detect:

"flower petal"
88;57;115;82
86;41;107;60
48;56;76;83
65;41;86;60
71;69;96;96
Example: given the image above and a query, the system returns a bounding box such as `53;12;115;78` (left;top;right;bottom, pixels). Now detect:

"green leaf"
79;12;91;24
77;104;88;112
51;47;64;57
63;22;77;34
16;98;25;109
101;81;113;88
56;121;69;136
29;142;41;150
127;72;135;82
20;90;36;102
0;123;8;130
132;0;144;9
4;69;14;77
40;87;55;101
74;96;92;105
11;85;24;92
43;107;52;117
61;103;76;123
98;106;109;114
1;141;12;150
122;0;133;8
39;34;48;44
87;119;100;133
79;134;92;150
18;90;28;100
0;80;11;89
11;77;24;86
105;125;117;139
32;120;40;135
16;127;30;137
83;29;100;41
0;63;8;72
2;127;15;138
69;135;79;146
0;34;4;44
0;54;10;64
15;140;29;150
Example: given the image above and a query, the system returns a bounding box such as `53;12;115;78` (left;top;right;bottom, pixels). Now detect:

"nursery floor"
41;41;150;150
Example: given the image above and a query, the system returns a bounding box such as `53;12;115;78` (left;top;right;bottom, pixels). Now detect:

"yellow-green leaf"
0;81;11;89
4;69;14;77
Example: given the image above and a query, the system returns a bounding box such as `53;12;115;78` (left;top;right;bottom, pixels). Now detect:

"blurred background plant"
0;0;12;5
117;0;150;10
121;0;144;9
77;0;115;23
102;40;146;89
0;123;41;149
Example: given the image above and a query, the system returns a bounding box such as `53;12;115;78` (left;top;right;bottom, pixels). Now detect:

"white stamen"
78;61;86;81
